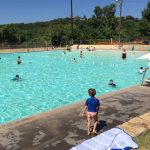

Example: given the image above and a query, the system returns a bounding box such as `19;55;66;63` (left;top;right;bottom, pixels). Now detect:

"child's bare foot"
87;131;91;136
92;131;98;135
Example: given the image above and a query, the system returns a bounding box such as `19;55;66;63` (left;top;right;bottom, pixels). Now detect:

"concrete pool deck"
0;85;150;150
0;47;64;54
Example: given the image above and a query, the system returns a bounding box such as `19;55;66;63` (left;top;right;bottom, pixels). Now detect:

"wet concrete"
0;85;149;150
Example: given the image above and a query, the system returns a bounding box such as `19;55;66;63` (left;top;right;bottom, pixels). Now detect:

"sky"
0;0;148;25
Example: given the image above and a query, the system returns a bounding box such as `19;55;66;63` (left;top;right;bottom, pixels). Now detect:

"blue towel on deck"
70;128;138;150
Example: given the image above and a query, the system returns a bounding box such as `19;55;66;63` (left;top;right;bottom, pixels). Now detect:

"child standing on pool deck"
81;88;100;135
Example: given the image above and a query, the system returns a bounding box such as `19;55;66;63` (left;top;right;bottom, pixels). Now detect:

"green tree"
142;2;150;21
139;1;150;39
0;2;149;46
92;4;117;39
2;24;18;43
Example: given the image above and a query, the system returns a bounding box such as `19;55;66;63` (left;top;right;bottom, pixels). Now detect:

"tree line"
0;2;149;47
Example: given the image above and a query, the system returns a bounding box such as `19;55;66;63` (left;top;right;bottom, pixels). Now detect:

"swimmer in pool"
73;58;77;63
108;80;116;87
11;75;20;81
138;67;145;74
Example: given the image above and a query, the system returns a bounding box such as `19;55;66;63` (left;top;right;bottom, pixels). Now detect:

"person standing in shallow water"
122;49;127;59
132;45;135;52
80;88;100;136
17;56;21;64
80;50;83;58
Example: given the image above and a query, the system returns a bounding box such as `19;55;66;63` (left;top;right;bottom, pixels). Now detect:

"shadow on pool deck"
0;85;150;150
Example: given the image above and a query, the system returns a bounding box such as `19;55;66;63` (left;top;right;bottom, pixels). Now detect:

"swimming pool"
0;50;149;124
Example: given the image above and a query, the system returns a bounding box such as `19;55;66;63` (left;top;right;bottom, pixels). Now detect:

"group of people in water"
72;46;145;88
12;46;144;84
72;45;134;63
121;48;146;74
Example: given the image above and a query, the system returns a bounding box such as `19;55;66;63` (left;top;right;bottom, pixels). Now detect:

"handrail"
141;68;149;86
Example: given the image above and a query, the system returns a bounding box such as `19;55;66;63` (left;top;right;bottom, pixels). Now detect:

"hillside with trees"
0;2;149;48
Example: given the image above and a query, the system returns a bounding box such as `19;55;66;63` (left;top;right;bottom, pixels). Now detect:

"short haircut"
88;88;96;96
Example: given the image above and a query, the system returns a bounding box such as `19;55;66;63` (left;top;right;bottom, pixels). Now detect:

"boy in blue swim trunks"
81;88;100;135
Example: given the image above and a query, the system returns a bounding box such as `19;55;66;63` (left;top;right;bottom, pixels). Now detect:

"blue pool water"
0;50;149;124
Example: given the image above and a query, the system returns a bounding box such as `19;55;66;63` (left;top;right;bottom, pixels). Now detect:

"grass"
135;130;150;150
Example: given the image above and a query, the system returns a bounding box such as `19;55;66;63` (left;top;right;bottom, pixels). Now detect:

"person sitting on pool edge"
11;75;20;81
17;56;21;64
108;80;116;87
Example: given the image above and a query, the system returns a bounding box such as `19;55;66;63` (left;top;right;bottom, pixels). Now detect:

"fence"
0;39;149;50
0;41;50;49
73;38;149;45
